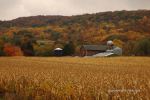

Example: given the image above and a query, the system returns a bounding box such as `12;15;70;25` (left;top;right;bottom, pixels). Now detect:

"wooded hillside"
0;10;150;56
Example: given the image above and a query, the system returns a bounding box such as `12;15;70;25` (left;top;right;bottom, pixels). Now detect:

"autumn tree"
113;39;124;48
3;43;23;56
123;41;136;56
15;30;35;56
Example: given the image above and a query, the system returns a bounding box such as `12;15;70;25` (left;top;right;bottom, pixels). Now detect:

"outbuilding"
54;48;63;56
80;41;123;57
80;45;108;56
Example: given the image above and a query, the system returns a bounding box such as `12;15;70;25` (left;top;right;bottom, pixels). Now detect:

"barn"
80;45;108;56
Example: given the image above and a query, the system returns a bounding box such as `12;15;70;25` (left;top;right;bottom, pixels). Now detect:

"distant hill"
0;10;150;28
1;10;150;41
0;10;150;56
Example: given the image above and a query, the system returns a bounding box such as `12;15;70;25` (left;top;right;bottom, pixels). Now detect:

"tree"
63;41;75;56
16;30;35;56
0;38;5;56
123;40;136;56
0;46;4;56
135;38;150;56
113;39;124;48
21;41;35;56
3;43;23;56
34;44;54;56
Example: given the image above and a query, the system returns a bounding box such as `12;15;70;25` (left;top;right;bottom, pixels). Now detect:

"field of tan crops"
0;57;150;100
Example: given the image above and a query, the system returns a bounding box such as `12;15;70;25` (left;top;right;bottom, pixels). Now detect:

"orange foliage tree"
3;43;23;56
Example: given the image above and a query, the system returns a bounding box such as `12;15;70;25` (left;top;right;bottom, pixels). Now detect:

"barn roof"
54;48;63;51
81;45;107;51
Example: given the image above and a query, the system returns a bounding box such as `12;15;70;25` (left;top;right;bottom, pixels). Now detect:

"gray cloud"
0;0;150;20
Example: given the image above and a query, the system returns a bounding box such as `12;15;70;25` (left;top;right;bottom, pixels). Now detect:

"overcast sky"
0;0;150;20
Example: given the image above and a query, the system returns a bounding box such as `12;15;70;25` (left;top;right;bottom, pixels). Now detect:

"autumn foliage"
3;43;23;56
0;10;150;56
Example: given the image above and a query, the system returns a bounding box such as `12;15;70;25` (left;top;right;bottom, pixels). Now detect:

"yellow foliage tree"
113;39;124;48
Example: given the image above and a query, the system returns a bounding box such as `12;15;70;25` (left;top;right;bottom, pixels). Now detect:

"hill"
0;10;150;56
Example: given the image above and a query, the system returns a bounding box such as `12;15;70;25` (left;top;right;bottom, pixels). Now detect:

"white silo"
107;40;114;50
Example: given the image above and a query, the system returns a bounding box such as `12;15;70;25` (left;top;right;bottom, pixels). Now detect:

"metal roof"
93;52;114;57
81;45;107;51
54;48;63;51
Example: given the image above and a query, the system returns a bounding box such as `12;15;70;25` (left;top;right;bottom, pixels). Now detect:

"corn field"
0;57;150;100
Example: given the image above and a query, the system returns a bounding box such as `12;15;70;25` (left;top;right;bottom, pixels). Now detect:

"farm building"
80;45;108;56
54;48;63;56
80;41;123;57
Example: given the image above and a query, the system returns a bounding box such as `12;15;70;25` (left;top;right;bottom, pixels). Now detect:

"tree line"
0;30;149;56
0;10;150;56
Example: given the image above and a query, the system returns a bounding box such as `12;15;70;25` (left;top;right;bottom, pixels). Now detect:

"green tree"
63;41;75;56
17;30;35;56
135;38;150;56
34;44;54;56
